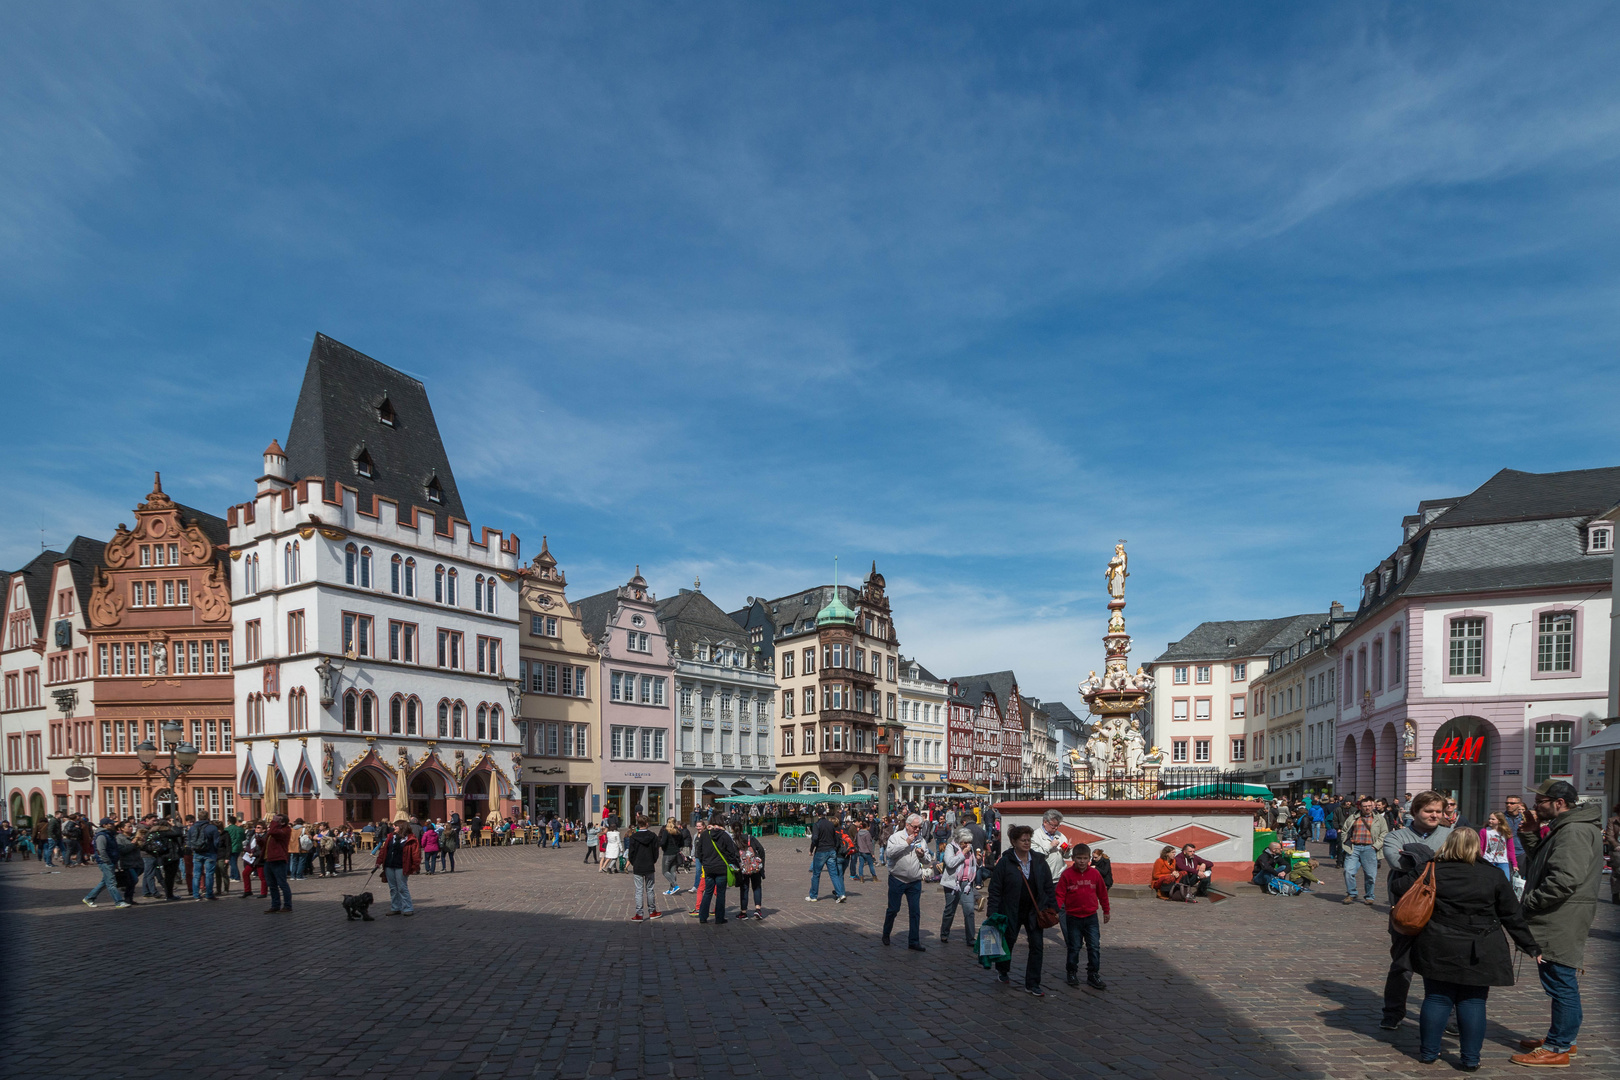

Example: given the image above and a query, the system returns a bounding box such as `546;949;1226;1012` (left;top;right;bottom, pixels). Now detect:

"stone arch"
1341;734;1359;794
1377;722;1400;799
1432;716;1498;827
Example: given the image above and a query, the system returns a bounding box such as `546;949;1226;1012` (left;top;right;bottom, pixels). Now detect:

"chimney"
1331;600;1344;619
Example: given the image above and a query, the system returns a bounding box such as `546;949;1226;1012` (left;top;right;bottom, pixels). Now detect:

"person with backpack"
625;815;663;921
931;818;952;859
188;812;221;900
695;821;739;925
224;815;246;885
44;811;63;867
852;820;876;882
733;823;766;920
81;818;127;908
61;813;85;867
441;813;460;873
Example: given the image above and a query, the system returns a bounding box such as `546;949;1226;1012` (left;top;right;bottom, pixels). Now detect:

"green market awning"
1160;782;1274;800
714;792;877;805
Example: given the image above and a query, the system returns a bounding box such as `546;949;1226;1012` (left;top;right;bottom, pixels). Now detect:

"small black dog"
342;891;375;921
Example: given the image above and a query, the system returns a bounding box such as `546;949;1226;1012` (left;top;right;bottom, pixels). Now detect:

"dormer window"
1588;525;1613;554
355;449;375;479
376;395;396;427
425;476;443;504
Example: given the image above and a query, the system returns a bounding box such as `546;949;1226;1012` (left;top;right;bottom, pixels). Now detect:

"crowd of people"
7;779;1613;1068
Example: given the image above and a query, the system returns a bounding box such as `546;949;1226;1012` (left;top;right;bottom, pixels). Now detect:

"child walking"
1056;844;1110;990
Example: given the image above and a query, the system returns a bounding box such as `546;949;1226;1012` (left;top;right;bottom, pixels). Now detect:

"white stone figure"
1105;542;1128;600
1085;725;1113;775
152;641;167;675
1124;719;1147;772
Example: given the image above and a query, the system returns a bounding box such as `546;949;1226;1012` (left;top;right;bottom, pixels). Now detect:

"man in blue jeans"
881;814;927;950
1309;801;1325;842
188;812;220;900
1509;780;1604;1068
81;818;128;908
1341;797;1387;906
805;808;846;903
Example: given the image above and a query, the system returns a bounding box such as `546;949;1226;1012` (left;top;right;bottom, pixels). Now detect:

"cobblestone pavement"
1;839;1614;1080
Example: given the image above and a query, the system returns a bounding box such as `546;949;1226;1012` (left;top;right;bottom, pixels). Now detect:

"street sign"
64;764;92;781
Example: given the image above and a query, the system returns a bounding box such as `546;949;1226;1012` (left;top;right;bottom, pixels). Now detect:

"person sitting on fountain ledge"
1174;843;1214;897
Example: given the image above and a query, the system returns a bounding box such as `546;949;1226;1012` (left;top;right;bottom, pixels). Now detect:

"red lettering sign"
1435;734;1484;764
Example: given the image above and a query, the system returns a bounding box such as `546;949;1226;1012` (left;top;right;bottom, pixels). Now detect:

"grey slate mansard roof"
655;589;750;651
1154;614;1325;665
1347;465;1620;625
284;333;468;526
571;589;623;647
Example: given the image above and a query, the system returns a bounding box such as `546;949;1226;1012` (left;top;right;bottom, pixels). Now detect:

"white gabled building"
228;334;520;827
898;658;949;802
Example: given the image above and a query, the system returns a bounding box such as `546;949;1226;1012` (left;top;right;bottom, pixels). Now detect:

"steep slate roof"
1154;614;1324;664
174;503;230;551
1426;466;1620;528
951;670;1019;716
284;333;468;525
1042;701;1087;728
655;589;749;649
1349;465;1620;626
759;585;862;639
901;657;945;684
61;537;108;614
572;589;622;646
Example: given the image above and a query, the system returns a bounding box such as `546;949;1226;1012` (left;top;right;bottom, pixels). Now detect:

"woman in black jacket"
985;825;1060;997
732;824;767;921
1393;828;1540;1070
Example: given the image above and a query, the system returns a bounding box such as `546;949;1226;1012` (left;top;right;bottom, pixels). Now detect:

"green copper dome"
816;588;857;627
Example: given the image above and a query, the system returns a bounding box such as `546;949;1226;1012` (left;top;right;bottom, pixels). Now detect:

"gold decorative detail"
318;528;346;541
229;549;242;561
496;571;518;583
297;526;316;539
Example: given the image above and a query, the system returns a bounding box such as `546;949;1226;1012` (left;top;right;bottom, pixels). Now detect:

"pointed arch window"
452;701;464;739
345;544;359;585
404;557;416;597
437;699;449;739
343;690;359;732
475;575;486;612
390;694;403;735
446;569;458;606
435;565;445;603
488;705;501;742
284;540;300;584
359;547;372;588
484;576;497;614
406;696;421;736
390;554;402;594
476;704;488;741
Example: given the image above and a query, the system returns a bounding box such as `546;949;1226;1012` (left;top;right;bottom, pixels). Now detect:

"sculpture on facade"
152;640;168;676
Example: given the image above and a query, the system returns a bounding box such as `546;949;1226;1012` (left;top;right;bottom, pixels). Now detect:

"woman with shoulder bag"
1394;828;1540;1070
939;828;979;945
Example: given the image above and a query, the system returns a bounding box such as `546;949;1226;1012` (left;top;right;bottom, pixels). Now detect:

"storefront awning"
1162;782;1275;800
1576;720;1620;756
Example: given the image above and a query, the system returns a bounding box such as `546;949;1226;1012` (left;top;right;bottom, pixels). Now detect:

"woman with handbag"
1394;828;1540;1070
985;824;1060;997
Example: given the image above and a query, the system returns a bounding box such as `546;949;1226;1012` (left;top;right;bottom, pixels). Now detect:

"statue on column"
1105;542;1128;600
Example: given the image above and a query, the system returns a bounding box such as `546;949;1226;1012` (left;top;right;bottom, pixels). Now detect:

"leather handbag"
1024;872;1060;929
1391;861;1436;935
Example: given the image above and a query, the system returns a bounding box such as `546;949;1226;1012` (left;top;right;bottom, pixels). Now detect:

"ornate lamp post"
135;719;200;818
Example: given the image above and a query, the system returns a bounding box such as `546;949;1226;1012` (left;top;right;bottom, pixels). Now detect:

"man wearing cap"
81;818;128;908
1508;780;1604;1068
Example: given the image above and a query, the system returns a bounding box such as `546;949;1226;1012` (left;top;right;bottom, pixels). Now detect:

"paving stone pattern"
1;839;1614;1080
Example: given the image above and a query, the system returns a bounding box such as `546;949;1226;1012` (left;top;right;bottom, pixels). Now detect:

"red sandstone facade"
85;477;236;821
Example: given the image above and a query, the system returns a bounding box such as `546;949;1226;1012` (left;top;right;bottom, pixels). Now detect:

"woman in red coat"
374;821;422;916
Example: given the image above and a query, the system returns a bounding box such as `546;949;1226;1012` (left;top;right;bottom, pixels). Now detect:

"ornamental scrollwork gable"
88;565;125;628
195;562;231;623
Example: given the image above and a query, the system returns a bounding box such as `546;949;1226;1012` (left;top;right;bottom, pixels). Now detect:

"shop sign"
1435;735;1486;765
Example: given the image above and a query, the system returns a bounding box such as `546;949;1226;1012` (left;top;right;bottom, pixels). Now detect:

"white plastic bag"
1510;872;1526;900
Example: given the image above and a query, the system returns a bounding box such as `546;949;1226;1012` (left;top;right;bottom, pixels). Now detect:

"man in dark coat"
986;824;1059;997
695;822;739;925
625;815;663;921
1509;780;1605;1067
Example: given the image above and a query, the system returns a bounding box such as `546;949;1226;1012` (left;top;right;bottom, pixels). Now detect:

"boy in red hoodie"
1056;843;1110;990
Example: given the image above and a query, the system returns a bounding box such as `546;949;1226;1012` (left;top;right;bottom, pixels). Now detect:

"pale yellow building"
517;539;602;821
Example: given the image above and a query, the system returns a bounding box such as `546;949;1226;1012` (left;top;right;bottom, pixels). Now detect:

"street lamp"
136;719;199;817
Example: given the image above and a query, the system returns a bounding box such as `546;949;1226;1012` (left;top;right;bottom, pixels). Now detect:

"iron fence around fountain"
996;767;1269;804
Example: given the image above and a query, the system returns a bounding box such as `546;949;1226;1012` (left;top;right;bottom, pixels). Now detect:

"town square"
3;5;1619;1079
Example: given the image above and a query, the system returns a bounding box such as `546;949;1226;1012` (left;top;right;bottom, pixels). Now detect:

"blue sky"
4;3;1619;705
